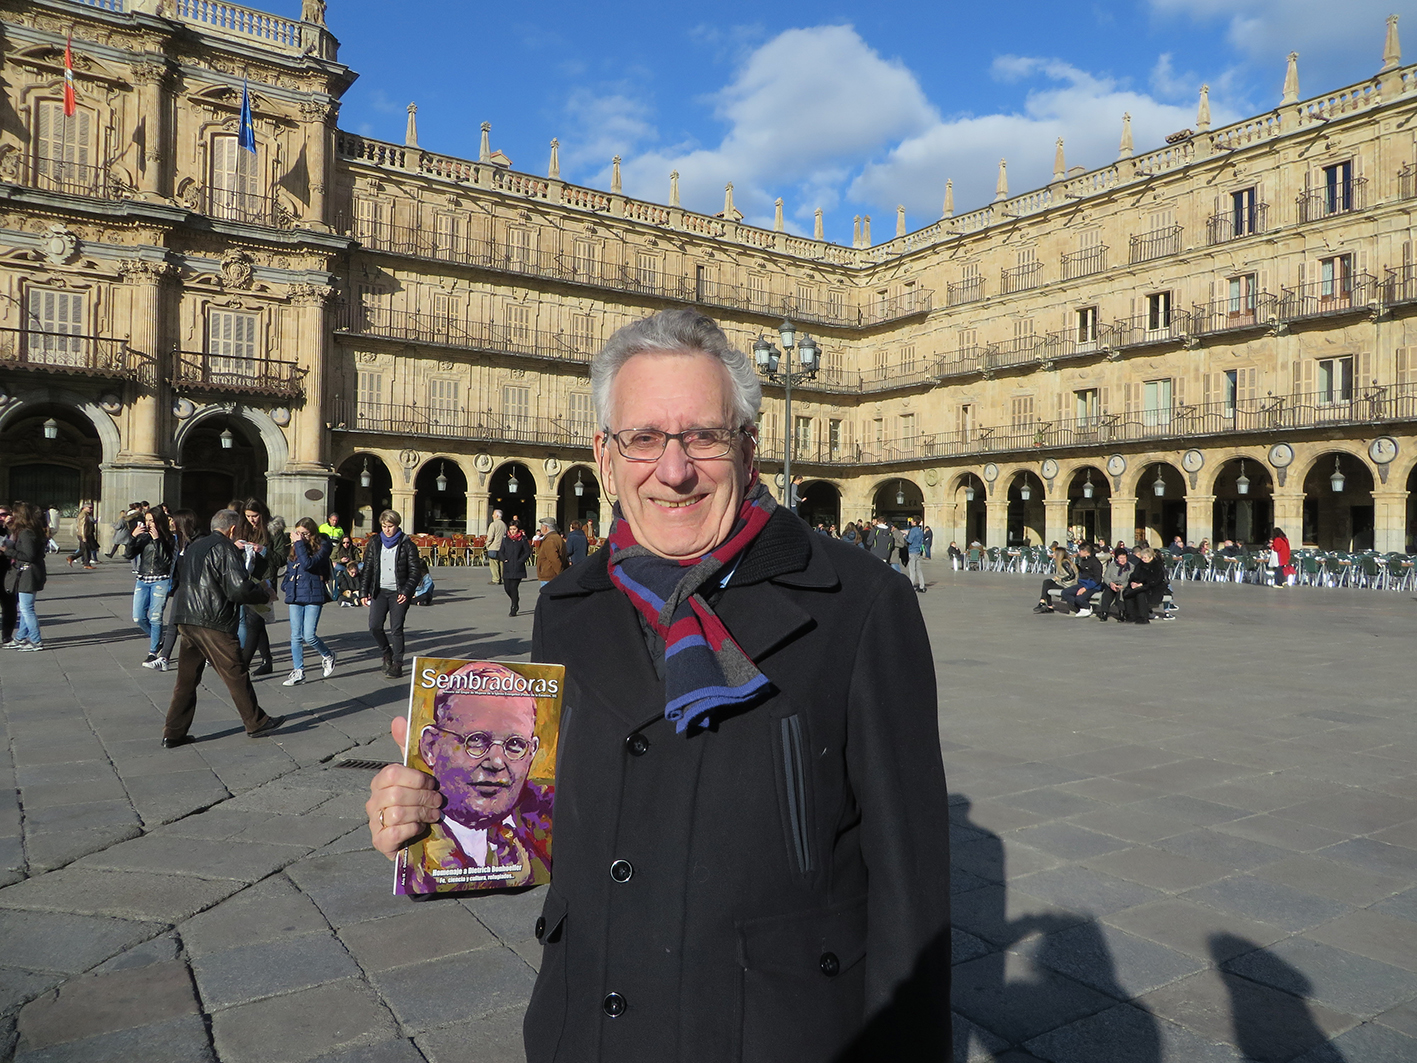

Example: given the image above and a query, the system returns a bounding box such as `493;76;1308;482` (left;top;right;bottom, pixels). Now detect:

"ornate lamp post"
753;319;821;504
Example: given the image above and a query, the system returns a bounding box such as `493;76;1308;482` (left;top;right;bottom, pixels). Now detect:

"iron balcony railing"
1061;245;1108;281
1038;322;1117;363
1385;264;1417;308
1000;261;1043;295
946;276;985;307
932;344;999;380
1111;309;1191;349
328;399;596;448
1129;226;1184;265
0;327;150;383
334;303;599;365
1401;165;1417;202
202;185;296;228
1297;177;1368;223
1277;274;1377;322
20;156;124;200
1206;203;1269;244
171;349;304;399
1190;293;1279;337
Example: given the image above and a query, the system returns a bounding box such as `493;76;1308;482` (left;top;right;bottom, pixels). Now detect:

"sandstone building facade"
1;0;1414;554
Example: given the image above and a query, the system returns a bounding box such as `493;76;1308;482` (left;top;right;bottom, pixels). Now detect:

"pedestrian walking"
485;508;507;585
499;523;531;617
360;509;420;678
565;519;589;566
906;515;927;593
1;503;47;651
866;516;892;562
281;517;336;686
67;503;99;569
106;502;140;558
145;509;199;671
923;522;933;559
534;518;568;588
127;506;176;664
236;498;278;676
0;504;15;646
161;509;284;746
317;511;345;543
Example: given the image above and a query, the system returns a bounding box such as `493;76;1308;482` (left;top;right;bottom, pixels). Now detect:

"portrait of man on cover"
405;660;553;892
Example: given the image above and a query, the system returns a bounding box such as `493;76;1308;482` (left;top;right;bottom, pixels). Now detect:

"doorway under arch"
490;462;536;532
1067;466;1110;546
799;480;841;529
177;416;268;529
556;465;602;537
1303;452;1375;550
1213;457;1273;545
414;459;468;535
1007;471;1045;545
873;478;923;525
1135;462;1187;546
0;405;103;524
332;453;394;538
955;474;987;545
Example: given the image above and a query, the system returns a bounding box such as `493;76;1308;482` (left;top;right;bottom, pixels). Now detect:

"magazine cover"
394;657;564;896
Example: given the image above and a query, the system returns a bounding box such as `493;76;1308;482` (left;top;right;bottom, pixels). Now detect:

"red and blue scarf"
607;476;776;733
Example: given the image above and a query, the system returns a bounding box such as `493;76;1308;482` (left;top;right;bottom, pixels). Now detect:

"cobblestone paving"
1;559;1415;1062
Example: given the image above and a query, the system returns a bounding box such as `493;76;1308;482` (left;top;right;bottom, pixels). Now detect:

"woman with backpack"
281;517;336;686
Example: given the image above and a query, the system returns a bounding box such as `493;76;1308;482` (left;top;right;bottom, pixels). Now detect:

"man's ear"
594;432;618;500
418;725;439;764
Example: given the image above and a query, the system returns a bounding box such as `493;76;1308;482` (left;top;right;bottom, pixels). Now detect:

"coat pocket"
738;898;868;1063
523;885;569;1063
777;713;814;876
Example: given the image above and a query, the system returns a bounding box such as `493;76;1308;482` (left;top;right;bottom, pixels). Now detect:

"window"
1010;396;1035;427
428;378;460;431
1323;161;1354;215
635;252;658;290
356;370;383;426
24;288;85;366
1076;306;1098;344
206;309;259;380
794;416;812;453
899;413;915;448
1013;318;1035;352
506;227;533;270
432;291;454;333
506;304;532;346
826;289;844;321
1317;356;1353;404
958;328;978;352
1223;370;1238;415
748;273;767;308
902;281;917;311
502;384;530;425
569;314;596;356
828;418;842;460
1147;292;1172;331
34;100;92;191
875;347;888;373
434;214;460;256
875;289;889;317
1143;378;1173;427
574;240;601;281
353;198;385;245
1074;388;1099;424
568;391;594;428
209;134;260;222
795;284;815;315
1320;254;1353;300
900;344;917;373
957;404;975;440
1231;187;1258;237
873;417;884;443
355;283;390;330
1228;274;1257;317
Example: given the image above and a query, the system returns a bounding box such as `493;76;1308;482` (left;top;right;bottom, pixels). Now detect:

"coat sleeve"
217;543;271;606
845;574;951;1052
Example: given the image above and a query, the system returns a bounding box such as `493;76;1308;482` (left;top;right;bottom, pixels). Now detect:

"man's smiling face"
595;350;754;560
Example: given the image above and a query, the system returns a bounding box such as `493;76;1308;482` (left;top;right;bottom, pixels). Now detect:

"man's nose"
655;437;695;486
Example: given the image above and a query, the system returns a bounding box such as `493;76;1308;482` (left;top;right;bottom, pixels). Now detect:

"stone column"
117;260;176;464
1110;495;1138;546
392;488;416;524
288;283;334;475
1372;489;1410;553
466;491;489;536
534;493;559;527
1272;491;1305;545
299;97;336;230
985;498;1008;548
130;57;173;198
1186;493;1216;547
1044;499;1070;547
598;496;614;539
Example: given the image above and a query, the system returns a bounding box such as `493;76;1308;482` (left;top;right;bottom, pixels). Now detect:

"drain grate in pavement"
334;758;395;770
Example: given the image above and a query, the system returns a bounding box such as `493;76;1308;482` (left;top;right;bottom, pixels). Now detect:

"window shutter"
1357;351;1372;387
1399;347;1413;384
1172;376;1184;407
1100;386;1111;413
1202;372;1213;406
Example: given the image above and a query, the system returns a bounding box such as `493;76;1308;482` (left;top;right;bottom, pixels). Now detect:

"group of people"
1032;541;1171;624
484;510;589;617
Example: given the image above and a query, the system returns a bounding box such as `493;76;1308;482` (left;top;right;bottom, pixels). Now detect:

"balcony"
0;327;150;384
19;156;124;201
334;304;597;364
1297;178;1367;223
1206;203;1269;244
1385;265;1417;309
1401;165;1417;202
1111;309;1191;349
1061;245;1108;281
1190;294;1278;337
201;185;296;228
1277;274;1377;323
932;345;997;381
329;399;594;448
1129;226;1184;265
1000;261;1043;295
1038;323;1115;363
946;276;984;307
171;349;304;399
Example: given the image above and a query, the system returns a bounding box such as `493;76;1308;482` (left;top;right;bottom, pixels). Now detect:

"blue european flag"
238;80;256;154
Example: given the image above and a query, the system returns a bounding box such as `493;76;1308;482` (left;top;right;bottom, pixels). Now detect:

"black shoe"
251;661;273;677
161;734;194;748
143;652;158;665
1032;603;1050;614
391;661;404;678
509;609;517;617
248;714;285;738
1096;613;1109;622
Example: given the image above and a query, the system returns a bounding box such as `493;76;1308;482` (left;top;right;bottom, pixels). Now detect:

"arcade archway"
489;462;536;532
0;404;104;526
955;474;987;545
332;453;394;537
1303;452;1375;550
1007;471;1045;545
873;478;923;525
414;458;468;535
1134;462;1186;546
1212;457;1273;545
177;416;268;529
799;480;841;529
557;465;602;535
1067;466;1110;546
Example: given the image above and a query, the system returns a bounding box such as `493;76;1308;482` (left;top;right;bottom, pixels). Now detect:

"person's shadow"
949;796;1162;1062
1210;933;1348;1063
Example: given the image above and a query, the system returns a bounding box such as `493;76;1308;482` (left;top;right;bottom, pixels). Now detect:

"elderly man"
486;508;507;586
405;662;552;893
367;309;951;1062
534;518;569;589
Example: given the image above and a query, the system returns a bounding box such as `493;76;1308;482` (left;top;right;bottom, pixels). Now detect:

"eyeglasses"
429;726;534;761
606;426;746;462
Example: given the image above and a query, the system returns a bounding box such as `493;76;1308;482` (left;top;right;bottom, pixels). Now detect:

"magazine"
394;657;563;896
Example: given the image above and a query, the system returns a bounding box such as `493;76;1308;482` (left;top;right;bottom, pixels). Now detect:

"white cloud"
560;89;659;173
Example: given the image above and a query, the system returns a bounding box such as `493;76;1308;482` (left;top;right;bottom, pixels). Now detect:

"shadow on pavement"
1210;933;1348;1063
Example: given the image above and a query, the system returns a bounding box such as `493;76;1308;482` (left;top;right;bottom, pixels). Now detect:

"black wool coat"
525;509;952;1063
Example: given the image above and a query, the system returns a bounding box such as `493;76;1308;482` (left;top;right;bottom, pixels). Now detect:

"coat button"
534;916;546;941
819;952;840;977
625;733;650;756
609;859;633;883
603;992;627;1017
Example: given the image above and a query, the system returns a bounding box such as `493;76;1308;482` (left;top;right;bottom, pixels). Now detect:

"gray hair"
539;517;558;534
591;309;761;429
211;509;240;534
268;516;286;538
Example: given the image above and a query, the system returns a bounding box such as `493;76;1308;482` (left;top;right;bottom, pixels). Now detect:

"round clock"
982;463;999;483
1369;436;1399;465
1040;458;1059;480
1106;454;1127;477
1181;449;1205;474
1268;442;1295;468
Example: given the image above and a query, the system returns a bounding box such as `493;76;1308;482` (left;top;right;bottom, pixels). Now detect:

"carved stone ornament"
173;398;196;420
544;457;561;476
98;393;123;414
220;249;254;290
399;449;420;468
438;360;455;371
42;224;79;265
289;283;335;306
270;407;291;427
473;453;494;473
982;463;999;483
118;258;179;283
924;468;940;487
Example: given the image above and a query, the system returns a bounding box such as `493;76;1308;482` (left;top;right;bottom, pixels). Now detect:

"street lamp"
220;427;234;450
1082;470;1095;499
965;482;975;502
42;417;58;441
753;319;821;504
435;462;448;492
896;481;905;507
1330;456;1346;493
1235;461;1250;496
573;469;585;497
1020;479;1032;501
1152;465;1166;497
507;469;520;494
360;458;372;488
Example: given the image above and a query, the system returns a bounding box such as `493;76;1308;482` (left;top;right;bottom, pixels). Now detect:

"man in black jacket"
366;309;951;1062
161;510;283;747
360;509;421;678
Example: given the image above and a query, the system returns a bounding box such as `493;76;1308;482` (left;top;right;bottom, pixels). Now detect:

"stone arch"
1005;469;1046;545
331;451;394;536
555;463;603;535
412;455;471;535
1064;463;1110;545
1300;449;1377;551
173;403;289;472
870;476;923;523
1293;443;1374;489
798;479;841;528
489;460;539;531
0;385;123;466
1126;460;1187;547
1197;448;1271;497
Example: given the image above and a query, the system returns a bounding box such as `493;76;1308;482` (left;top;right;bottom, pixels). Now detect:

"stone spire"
852;215;861;248
669;170;680;207
1383;14;1401;72
611;156;622;194
1118;113;1134;159
813;208;823;241
863;215;871;246
404;103;418;148
896;205;906;237
943;178;954;219
547;139;560;179
1052;138;1065;181
479;122;491;163
724;182;735;218
1197;84;1211;133
1282;52;1299;104
774;198;784;232
994;159;1008;202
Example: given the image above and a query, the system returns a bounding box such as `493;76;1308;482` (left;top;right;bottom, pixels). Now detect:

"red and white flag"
63;34;76;117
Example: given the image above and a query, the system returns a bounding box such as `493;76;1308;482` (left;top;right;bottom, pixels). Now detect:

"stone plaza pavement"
0;558;1415;1062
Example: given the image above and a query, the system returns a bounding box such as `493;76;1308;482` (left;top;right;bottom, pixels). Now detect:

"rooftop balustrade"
171;348;304;399
0;327;150;384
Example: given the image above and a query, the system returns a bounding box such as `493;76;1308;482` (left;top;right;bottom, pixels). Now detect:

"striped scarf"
607;478;776;733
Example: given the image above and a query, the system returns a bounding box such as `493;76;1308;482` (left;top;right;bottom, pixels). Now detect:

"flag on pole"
238;79;256;153
63;34;76;117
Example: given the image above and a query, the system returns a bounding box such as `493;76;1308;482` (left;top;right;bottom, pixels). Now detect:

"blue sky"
300;0;1412;243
